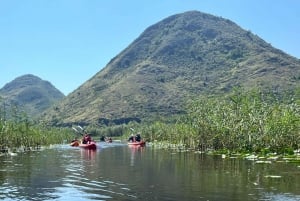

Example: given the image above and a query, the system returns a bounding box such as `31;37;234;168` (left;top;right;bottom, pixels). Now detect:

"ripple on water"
57;171;137;200
51;186;112;201
0;185;27;201
262;192;300;201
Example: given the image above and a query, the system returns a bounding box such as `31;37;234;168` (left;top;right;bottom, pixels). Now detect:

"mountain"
0;74;65;117
42;10;300;126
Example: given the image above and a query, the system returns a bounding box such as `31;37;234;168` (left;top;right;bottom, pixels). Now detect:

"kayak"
128;140;146;147
106;139;112;143
79;141;97;149
70;141;80;147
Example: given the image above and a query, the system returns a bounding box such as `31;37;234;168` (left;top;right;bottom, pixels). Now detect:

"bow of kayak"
128;140;146;147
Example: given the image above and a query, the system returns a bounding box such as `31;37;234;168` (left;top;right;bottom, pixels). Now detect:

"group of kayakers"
71;127;144;145
128;133;142;142
71;132;93;145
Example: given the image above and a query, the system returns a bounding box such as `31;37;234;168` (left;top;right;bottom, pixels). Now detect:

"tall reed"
0;103;73;152
139;88;300;154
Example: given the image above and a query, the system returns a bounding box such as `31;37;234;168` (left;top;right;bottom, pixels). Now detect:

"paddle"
73;125;94;144
72;127;79;133
77;125;84;132
71;126;85;144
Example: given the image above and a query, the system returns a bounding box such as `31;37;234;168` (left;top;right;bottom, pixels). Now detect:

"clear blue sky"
1;0;299;95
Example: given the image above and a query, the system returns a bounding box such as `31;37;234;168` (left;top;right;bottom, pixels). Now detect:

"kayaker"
128;134;135;142
135;133;141;142
82;134;88;144
82;134;92;144
100;136;106;141
106;137;112;143
71;137;78;143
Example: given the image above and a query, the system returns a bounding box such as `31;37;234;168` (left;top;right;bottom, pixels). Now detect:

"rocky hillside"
0;74;65;117
42;10;300;126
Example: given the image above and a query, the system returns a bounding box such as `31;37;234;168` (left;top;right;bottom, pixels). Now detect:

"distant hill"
0;74;65;118
42;10;300;126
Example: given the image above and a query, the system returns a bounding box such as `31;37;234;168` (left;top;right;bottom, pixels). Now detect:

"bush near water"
0;105;73;152
134;88;300;155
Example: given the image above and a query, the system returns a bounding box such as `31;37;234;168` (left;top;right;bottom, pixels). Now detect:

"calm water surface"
0;142;299;201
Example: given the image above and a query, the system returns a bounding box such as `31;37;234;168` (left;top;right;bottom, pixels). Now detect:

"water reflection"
80;148;97;160
0;145;299;201
129;146;145;166
0;148;69;200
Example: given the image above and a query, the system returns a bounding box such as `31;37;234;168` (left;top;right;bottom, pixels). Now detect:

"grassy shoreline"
129;88;300;157
0;117;74;153
1;88;299;157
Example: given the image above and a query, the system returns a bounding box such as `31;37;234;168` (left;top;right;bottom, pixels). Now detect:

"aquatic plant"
0;102;73;152
139;88;300;155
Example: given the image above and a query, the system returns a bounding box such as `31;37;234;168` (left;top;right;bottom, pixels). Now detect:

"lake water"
0;142;299;201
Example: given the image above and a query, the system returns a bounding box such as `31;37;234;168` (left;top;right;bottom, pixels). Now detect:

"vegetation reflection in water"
0;144;299;201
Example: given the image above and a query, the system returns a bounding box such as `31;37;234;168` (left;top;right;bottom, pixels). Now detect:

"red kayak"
128;140;146;147
79;141;97;150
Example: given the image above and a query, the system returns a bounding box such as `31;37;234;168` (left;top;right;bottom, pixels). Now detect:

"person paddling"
128;134;135;142
82;132;92;144
135;133;141;142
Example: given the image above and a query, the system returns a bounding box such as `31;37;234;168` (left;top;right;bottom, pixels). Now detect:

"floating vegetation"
283;158;300;163
264;175;282;179
255;160;272;164
245;154;258;160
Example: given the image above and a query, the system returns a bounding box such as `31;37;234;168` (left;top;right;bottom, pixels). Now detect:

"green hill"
41;10;300;126
0;74;65;117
